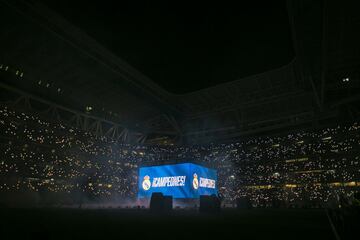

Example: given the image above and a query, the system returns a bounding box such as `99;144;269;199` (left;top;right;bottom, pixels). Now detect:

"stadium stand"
1;103;359;209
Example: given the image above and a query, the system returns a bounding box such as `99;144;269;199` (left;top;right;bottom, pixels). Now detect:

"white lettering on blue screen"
151;176;186;187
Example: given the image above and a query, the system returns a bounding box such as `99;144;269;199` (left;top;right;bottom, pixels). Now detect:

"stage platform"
0;208;336;240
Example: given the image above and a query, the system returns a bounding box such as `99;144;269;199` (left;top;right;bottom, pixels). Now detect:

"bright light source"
342;77;350;82
322;136;332;141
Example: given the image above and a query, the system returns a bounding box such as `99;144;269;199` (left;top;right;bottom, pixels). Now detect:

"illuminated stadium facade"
0;0;360;211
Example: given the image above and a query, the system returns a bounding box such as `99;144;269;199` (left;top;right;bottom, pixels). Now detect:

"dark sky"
38;0;294;94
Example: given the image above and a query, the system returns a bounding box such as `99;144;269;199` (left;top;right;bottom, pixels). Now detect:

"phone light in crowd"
86;106;93;112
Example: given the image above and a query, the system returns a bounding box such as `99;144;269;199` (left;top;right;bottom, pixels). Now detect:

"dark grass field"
0;208;336;240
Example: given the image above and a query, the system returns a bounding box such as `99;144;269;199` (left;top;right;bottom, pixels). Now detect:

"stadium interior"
0;0;359;239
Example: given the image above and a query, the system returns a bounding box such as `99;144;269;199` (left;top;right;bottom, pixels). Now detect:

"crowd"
0;105;141;204
202;125;360;207
0;103;359;208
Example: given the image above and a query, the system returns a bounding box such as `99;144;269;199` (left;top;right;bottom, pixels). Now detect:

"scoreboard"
138;163;217;199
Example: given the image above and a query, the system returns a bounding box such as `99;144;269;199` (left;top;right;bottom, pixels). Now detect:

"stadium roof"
38;0;294;94
1;0;359;144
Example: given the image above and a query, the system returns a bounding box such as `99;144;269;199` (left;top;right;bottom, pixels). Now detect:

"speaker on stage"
150;192;164;212
164;195;173;211
150;193;173;212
